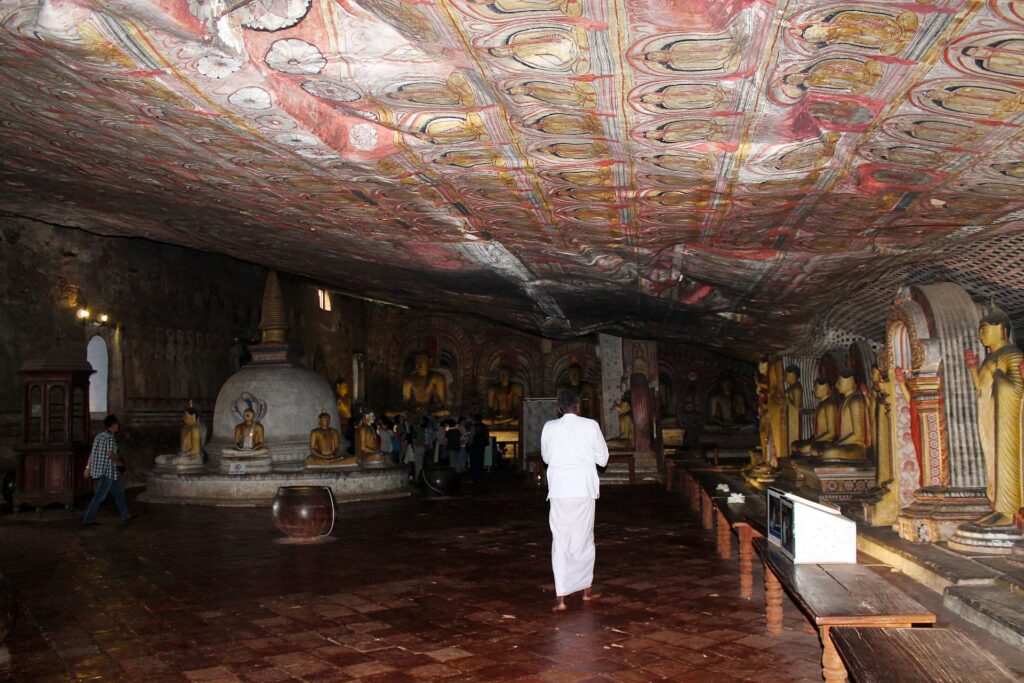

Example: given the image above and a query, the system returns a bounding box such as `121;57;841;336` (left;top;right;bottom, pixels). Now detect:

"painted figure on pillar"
794;379;839;455
815;372;869;461
485;365;525;425
870;365;905;487
402;353;449;417
784;366;803;455
965;310;1024;524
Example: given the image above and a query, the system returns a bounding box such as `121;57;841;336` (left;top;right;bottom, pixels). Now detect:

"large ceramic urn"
271;486;336;542
422;466;460;497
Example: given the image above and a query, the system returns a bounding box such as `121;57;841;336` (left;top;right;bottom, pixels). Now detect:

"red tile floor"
0;479;1017;682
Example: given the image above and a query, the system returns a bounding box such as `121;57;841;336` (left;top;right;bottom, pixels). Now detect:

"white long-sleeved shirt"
541;412;610;500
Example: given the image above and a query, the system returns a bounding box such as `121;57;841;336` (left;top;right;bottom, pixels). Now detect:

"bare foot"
582;587;600;602
553;597;567;612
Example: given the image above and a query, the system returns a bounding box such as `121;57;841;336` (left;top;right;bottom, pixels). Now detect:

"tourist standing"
541;390;609;611
82;415;133;525
469;414;489;482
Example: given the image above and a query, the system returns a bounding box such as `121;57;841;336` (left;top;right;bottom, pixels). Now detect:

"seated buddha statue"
402;353;450;417
484;365;525;426
307;412;356;467
155;407;204;468
706;377;750;429
357;412;384;465
814;372;869;461
233;408;265;451
793;379;839;455
556;363;599;419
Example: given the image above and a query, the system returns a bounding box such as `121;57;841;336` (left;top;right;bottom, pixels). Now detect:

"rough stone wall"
0;217;267;474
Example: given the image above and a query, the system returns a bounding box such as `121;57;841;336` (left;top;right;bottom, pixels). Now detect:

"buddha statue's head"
183;407;198;425
721;377;734;395
978;310;1013;350
785;365;800;385
318;412;331;430
242;408;254;425
412;353;431;377
757;356;769;377
814;378;832;400
836;372;856;396
336;379;349;398
497;365;512;386
567;363;583;385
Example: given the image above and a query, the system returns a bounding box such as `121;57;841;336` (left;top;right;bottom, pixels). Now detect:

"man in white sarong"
541;390;610;612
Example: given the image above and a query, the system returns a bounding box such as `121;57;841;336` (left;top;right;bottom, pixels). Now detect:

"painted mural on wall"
3;1;1024;352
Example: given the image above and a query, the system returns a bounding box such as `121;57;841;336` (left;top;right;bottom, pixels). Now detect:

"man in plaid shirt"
82;415;133;525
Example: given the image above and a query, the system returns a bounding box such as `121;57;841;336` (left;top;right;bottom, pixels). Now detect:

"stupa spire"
258;271;288;344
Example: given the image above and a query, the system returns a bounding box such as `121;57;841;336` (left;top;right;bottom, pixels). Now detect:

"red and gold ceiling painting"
3;0;1024;355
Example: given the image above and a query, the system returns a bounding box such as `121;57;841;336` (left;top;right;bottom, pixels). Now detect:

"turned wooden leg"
736;523;753;599
702;492;714;530
764;565;783;636
665;461;674;491
820;626;848;683
716;509;731;559
689;479;700;513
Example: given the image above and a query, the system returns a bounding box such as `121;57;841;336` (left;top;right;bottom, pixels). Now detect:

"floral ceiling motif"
2;0;1024;354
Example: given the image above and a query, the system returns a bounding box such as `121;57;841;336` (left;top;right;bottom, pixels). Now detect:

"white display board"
521;397;560;457
767;488;857;564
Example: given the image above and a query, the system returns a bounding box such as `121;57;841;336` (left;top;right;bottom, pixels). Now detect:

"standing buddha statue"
784;365;803;455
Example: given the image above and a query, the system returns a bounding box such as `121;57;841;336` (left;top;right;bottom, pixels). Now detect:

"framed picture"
766;487;784;545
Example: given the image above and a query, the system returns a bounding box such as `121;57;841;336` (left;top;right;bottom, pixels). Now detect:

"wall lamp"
77;309;111;326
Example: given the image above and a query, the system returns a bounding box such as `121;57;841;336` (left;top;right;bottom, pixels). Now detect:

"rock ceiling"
3;0;1024;356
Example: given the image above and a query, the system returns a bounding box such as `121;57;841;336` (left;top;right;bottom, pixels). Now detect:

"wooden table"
753;537;936;683
829;627;1018;683
606;452;635;485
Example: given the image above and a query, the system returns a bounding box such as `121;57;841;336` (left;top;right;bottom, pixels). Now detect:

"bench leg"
701;492;714;530
715;509;731;559
736;524;753;599
665;462;674;491
689;478;700;513
819;626;848;683
764;565;783;636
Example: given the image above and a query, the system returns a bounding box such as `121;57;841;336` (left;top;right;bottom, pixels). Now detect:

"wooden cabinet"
13;349;93;510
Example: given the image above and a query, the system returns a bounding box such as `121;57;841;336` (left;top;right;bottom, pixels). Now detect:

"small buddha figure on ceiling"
485;365;525;425
402;352;449;417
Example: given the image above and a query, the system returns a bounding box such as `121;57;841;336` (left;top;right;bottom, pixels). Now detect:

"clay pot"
0;570;15;645
423;466;460;497
271;486;335;541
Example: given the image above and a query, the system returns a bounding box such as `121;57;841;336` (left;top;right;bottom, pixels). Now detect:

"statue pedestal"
154;454;205;475
361;454;388;466
305;455;358;469
220;448;272;475
895;487;991;543
948;515;1024;555
781;456;876;506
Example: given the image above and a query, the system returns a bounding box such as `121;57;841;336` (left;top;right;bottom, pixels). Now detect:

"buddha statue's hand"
965;349;979;369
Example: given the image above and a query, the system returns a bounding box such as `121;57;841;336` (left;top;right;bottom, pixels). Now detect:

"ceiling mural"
2;0;1024;355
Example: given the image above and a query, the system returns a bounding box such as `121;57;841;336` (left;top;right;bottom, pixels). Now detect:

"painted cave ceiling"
4;0;1024;355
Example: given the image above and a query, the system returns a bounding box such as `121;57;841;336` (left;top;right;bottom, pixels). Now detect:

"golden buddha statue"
784;365;803;455
794;379;839;455
402;353;449;417
706;377;749;427
233;408;264;451
965;311;1024;524
335;379;352;422
557;363;598;419
155;407;203;467
307;412;356;467
870;366;894;486
617;397;633;442
356;412;383;465
815;373;869;461
485;365;524;425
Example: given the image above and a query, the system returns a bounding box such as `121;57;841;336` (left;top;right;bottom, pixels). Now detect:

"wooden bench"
829;627;1018;683
753;537;936;683
606;451;635;485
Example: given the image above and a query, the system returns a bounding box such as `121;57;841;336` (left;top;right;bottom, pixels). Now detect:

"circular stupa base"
140;465;409;507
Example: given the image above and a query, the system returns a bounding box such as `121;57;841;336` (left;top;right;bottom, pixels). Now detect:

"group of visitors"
398;414;492;483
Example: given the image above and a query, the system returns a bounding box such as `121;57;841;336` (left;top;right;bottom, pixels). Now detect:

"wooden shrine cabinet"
13;349;94;510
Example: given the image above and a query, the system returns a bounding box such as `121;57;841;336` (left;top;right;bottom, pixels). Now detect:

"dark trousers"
469;447;485;481
83;476;131;523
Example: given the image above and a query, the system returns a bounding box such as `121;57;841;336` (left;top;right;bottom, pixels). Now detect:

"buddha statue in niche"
706;377;749;428
155;406;203;467
815;372;869;461
233;408;264;451
784;366;803;455
557;362;599;419
965;311;1024;524
402;353;449;417
485;365;525;425
793;379;839;455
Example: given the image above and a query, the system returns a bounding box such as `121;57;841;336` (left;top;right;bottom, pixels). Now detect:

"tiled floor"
1;480;840;681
